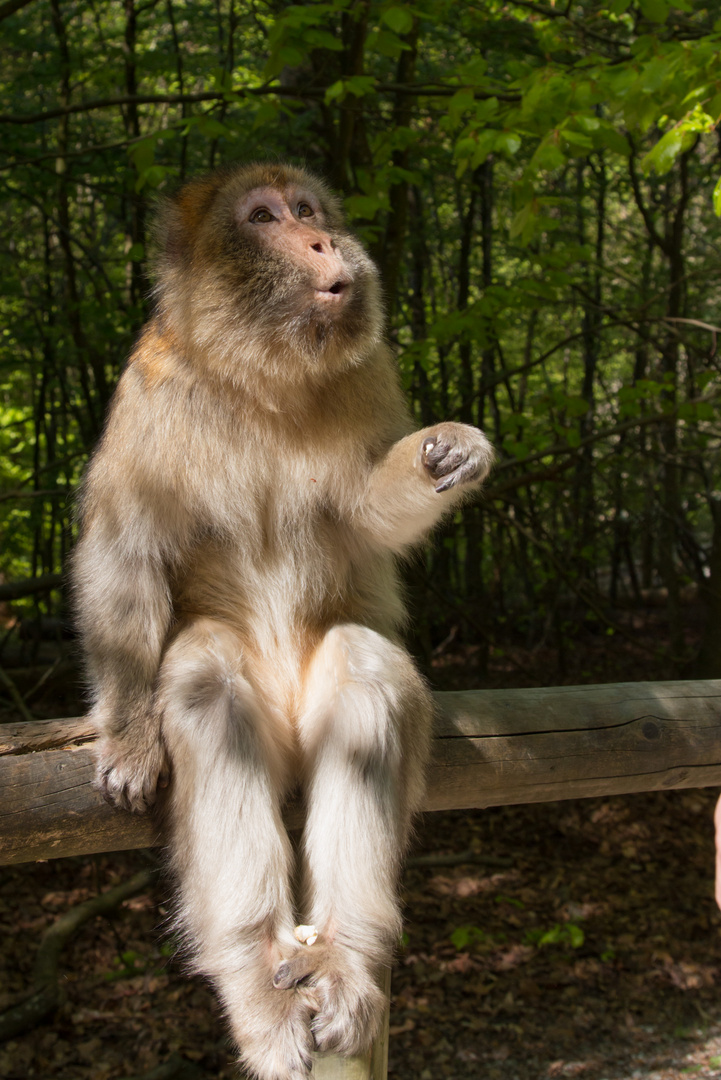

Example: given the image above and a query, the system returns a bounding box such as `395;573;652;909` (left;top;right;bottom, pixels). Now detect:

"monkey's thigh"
157;619;315;1080
288;624;432;1054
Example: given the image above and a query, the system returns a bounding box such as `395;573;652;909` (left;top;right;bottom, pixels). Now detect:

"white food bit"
423;439;435;455
294;924;319;946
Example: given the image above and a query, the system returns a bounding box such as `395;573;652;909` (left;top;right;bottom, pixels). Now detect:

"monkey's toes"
309;961;384;1056
236;993;314;1080
273;951;318;990
96;764;158;814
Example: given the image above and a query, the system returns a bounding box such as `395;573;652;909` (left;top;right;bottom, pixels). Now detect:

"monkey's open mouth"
314;279;351;302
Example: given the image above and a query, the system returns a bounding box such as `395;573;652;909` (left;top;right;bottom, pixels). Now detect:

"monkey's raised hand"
421;422;494;493
95;725;169;814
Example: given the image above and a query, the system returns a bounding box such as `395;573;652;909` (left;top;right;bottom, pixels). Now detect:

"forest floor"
1;603;721;1080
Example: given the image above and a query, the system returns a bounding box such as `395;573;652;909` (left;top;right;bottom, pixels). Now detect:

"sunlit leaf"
382;5;414;34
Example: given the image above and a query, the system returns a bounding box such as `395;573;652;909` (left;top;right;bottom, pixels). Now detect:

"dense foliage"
1;0;721;678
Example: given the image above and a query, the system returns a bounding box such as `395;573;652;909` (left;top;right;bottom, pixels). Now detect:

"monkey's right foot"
234;988;314;1080
94;733;169;813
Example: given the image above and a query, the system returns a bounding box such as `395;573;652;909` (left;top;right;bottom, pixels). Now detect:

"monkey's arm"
73;505;175;812
70;376;188;816
359;422;494;551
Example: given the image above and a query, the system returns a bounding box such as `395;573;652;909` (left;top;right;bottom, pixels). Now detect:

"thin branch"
489;392;721;481
0;573;63;602
0;82;518;125
628;145;667;254
0;489;68;502
0;668;34;723
0;0;36;23
406;849;513;869
0;870;156;1041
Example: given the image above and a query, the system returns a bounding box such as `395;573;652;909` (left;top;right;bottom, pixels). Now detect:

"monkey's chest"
175;505;360;639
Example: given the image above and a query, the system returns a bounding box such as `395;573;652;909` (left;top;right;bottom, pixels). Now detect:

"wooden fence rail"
3;680;721;866
3;679;721;1079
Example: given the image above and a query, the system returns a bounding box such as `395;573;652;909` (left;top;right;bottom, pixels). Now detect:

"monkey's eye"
297;203;314;218
249;208;274;224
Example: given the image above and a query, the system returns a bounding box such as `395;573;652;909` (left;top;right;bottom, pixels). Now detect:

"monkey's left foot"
310;947;385;1055
273;944;385;1056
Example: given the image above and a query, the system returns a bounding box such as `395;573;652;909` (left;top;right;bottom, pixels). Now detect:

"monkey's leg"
282;624;431;1056
158;619;314;1080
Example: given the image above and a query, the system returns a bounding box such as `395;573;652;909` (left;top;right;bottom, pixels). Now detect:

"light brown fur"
72;163;494;1080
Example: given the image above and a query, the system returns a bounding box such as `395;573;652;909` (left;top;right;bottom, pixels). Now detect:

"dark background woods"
3;6;721;1080
2;0;721;699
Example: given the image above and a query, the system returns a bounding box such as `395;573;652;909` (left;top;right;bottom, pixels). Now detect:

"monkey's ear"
153;176;224;265
152;198;186;265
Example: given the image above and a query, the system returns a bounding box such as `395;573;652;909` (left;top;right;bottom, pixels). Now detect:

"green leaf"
450;925;487;950
370;29;408;58
609;0;631;12
344;194;383;219
530;134;566;172
562;129;594;152
639;0;669;22
325;80;346;103
567;923;585;948
459;56;488;83
448;88;475;122
713;176;721;217
197;117;231;138
127;243;145;262
135;164;169;192
278;45;305;67
532;922;585;948
641;128;692;176
454;136;478;159
509;203;533;241
382;5;414;34
253;101;280;130
564;395;590;418
129;137;156;172
494;131;521;156
596;126;631;156
345;75;376;97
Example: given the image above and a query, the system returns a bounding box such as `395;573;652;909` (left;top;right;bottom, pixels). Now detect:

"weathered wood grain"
2;680;721;865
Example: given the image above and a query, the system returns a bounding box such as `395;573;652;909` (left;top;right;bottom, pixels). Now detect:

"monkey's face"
222;181;383;375
159;167;385;392
236;185;354;314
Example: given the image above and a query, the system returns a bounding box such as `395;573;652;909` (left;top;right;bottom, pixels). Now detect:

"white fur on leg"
294;624;431;1055
159;620;310;1080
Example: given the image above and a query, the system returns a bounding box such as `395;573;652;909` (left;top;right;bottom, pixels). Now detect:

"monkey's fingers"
422;440;466;485
422;438;450;470
273;950;320;990
435;458;485;493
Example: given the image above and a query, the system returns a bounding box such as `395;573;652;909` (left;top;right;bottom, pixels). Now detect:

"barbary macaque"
73;162;494;1080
